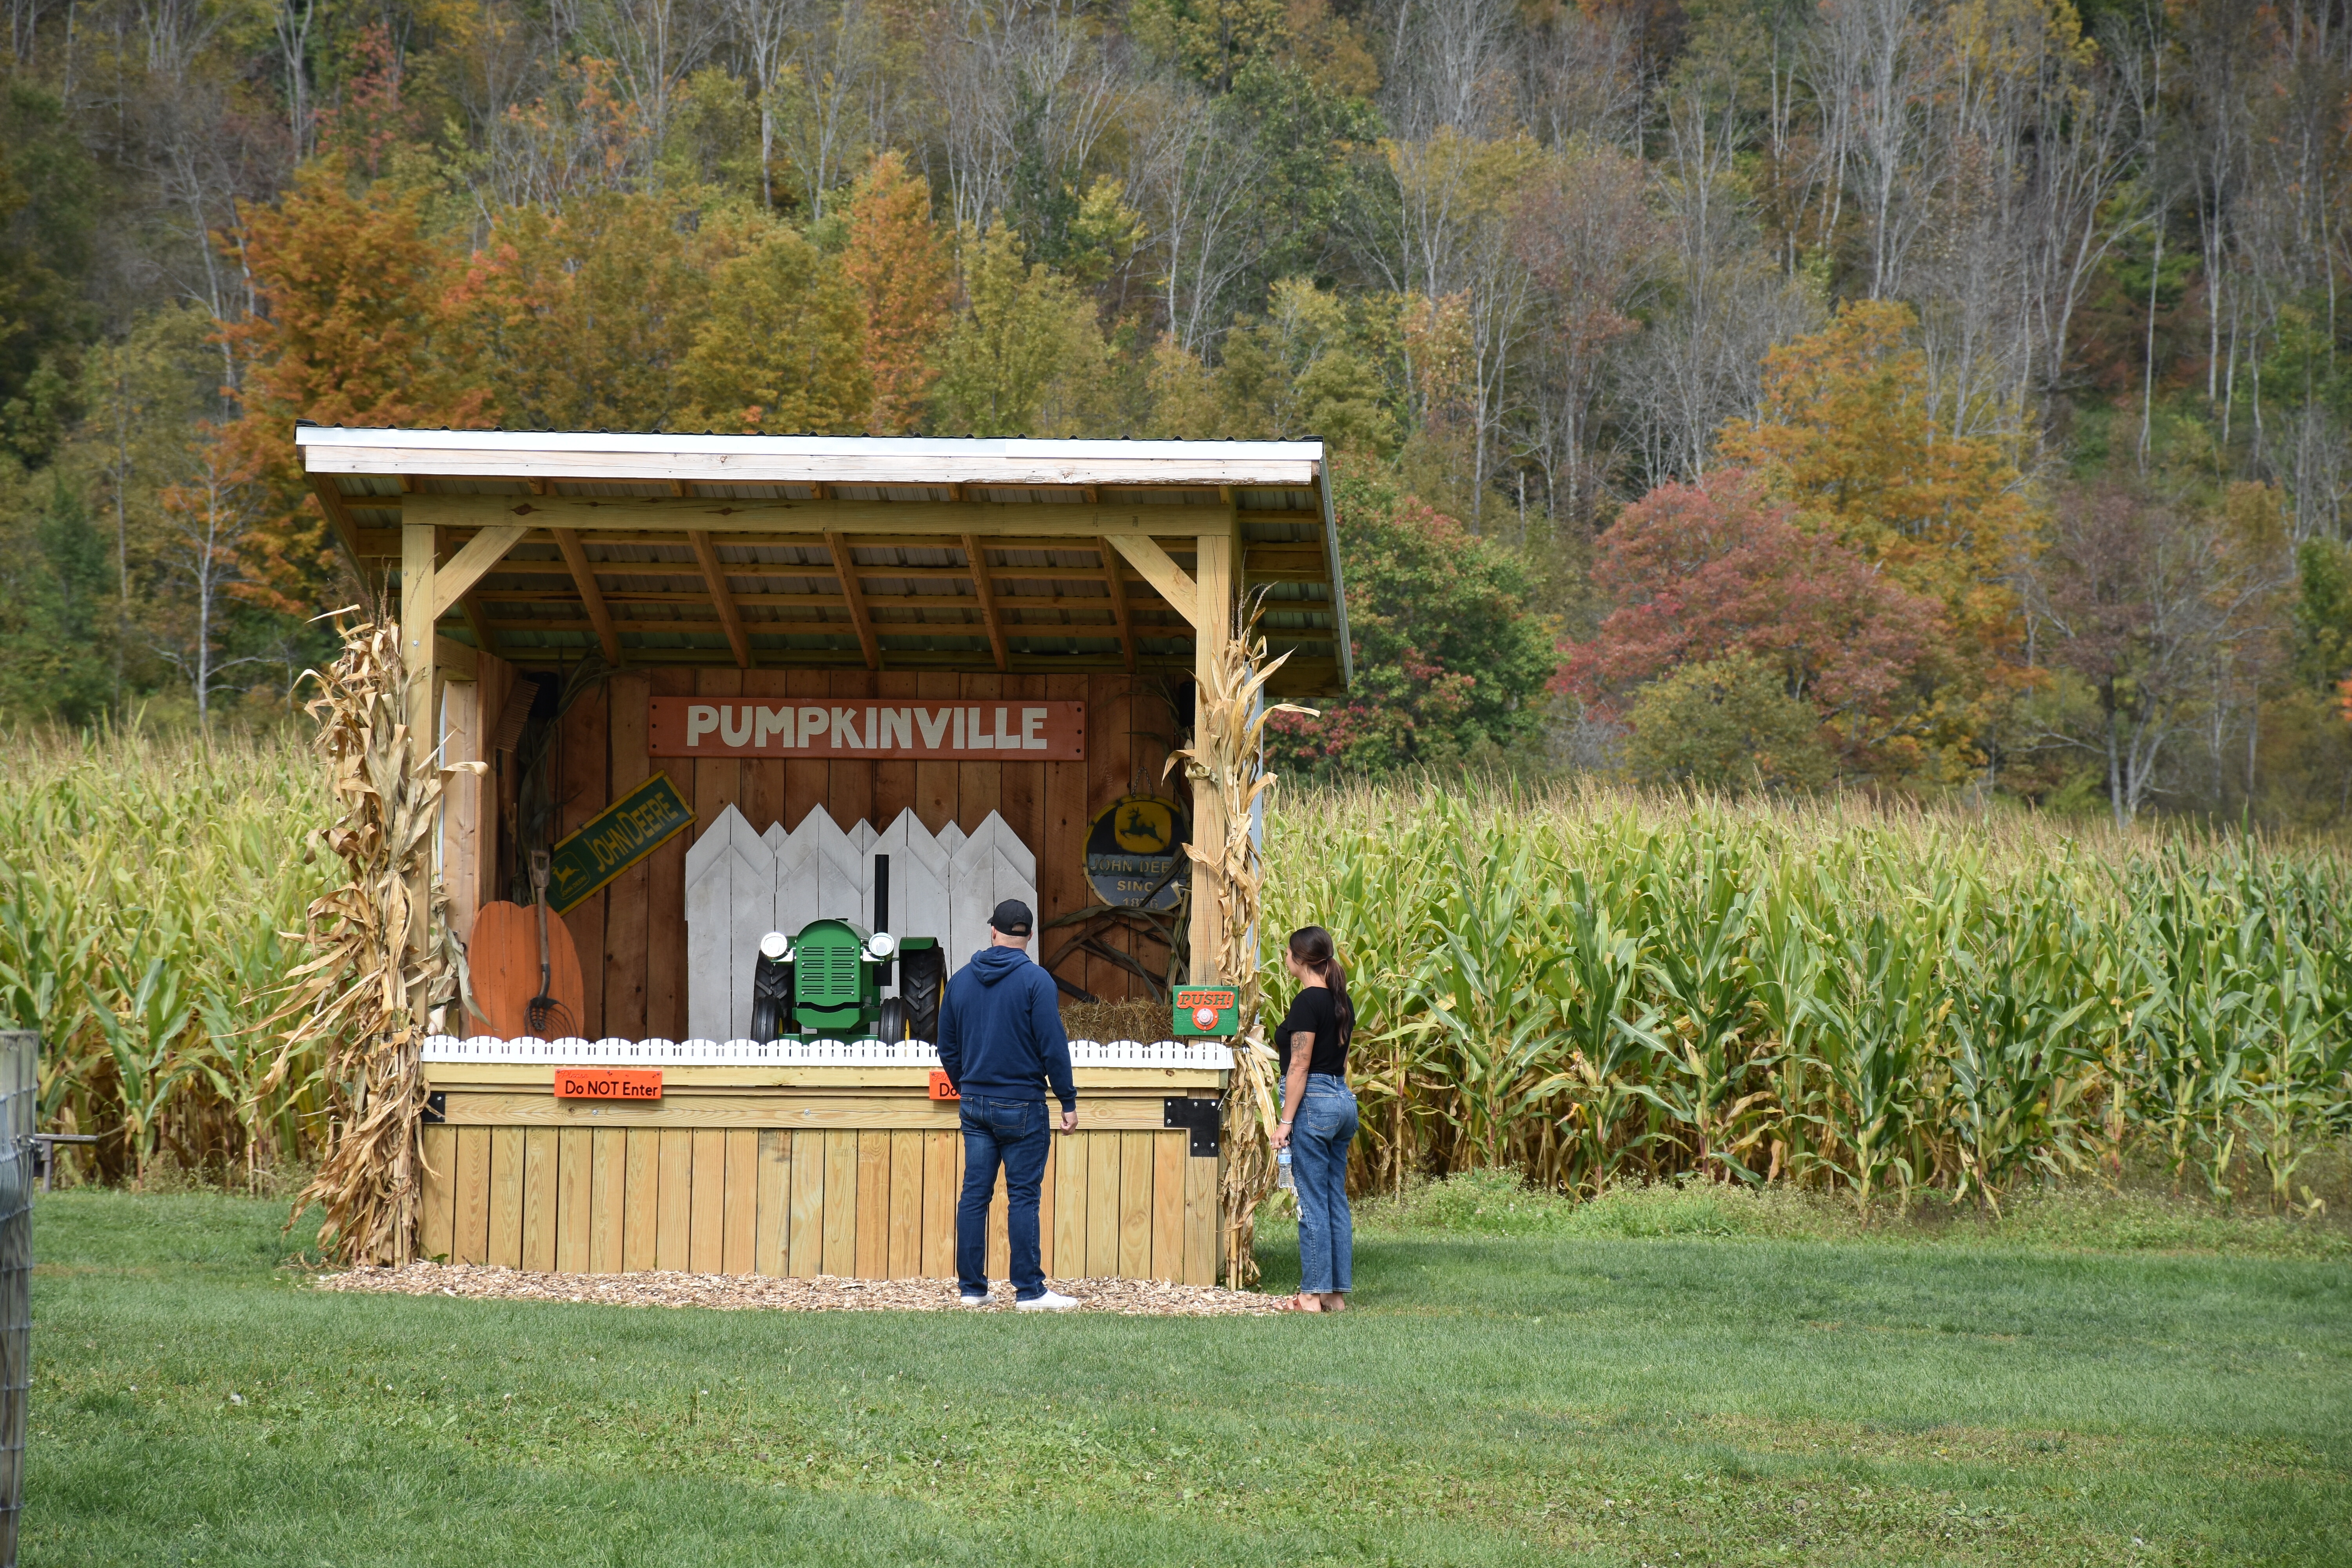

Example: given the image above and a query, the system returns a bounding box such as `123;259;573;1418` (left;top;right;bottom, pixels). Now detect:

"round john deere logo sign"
1085;794;1188;910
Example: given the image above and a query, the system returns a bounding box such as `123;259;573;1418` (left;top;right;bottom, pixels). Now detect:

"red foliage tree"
1561;468;1951;770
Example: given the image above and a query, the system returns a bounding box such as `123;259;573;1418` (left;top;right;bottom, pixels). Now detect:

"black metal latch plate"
421;1090;448;1125
1163;1097;1220;1157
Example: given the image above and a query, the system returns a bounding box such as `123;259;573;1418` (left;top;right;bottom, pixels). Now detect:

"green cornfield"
5;731;2348;1208
1264;782;2352;1211
0;728;336;1185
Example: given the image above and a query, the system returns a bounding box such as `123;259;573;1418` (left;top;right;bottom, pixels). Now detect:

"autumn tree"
842;151;953;434
1717;299;2035;649
218;165;491;610
1563;468;1949;776
1715;299;2040;769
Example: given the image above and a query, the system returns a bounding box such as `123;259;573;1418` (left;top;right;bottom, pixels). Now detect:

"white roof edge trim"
295;426;1325;463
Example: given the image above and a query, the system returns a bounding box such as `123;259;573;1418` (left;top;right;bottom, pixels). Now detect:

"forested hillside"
0;0;2347;823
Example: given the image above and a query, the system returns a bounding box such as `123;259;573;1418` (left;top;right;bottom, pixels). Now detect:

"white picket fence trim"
685;804;1039;1042
419;1034;1235;1070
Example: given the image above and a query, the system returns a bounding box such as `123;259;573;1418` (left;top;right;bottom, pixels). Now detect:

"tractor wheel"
876;997;911;1043
898;947;946;1042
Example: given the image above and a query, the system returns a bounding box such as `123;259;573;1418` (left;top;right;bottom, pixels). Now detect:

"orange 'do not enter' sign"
553;1067;664;1101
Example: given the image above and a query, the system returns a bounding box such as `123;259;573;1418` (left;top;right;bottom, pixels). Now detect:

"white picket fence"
418;1035;1234;1070
684;805;1038;1042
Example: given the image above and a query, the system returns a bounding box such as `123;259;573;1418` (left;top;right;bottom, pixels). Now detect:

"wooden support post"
401;521;439;957
552;528;624;664
688;530;754;669
826;529;882;669
1096;537;1136;673
962;533;1009;671
1187;530;1232;984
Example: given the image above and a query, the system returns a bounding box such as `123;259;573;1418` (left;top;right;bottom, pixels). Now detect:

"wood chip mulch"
314;1260;1286;1316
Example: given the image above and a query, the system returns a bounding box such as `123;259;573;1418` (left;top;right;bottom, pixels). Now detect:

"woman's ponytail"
1287;925;1354;1047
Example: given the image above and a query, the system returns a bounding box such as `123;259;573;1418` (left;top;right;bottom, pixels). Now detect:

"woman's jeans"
956;1096;1051;1300
1289;1073;1359;1294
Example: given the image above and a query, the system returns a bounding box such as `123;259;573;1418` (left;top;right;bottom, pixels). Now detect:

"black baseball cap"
989;899;1034;936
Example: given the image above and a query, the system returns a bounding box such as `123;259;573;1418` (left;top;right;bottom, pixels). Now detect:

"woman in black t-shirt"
1270;925;1359;1313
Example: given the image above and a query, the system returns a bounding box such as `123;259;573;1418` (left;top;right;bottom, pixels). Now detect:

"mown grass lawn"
29;1184;2351;1567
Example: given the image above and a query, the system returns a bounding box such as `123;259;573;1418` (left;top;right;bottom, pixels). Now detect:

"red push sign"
648;698;1085;760
553;1067;664;1101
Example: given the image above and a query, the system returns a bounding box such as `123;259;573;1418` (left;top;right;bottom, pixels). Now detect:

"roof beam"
1097;537;1136;672
688;530;753;668
826;530;881;669
962;534;1008;671
400;492;1237;539
551;528;624;664
1105;534;1199;630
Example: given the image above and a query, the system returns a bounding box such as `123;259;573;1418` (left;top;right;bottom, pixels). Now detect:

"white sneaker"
958;1291;989;1307
1016;1289;1080;1312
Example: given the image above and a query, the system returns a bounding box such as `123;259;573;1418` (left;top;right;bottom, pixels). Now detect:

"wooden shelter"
300;427;1349;1285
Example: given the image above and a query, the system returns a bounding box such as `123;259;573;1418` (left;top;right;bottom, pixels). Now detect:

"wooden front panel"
492;670;1180;1036
438;1106;1221;1285
419;1123;456;1261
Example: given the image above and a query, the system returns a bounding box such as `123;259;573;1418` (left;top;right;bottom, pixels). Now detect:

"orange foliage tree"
1716;299;2040;771
842;152;953;434
219;167;491;610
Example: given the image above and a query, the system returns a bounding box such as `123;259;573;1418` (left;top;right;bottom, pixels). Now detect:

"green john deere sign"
546;773;694;914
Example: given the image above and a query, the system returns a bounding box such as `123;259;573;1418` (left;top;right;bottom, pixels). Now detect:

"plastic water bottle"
1276;1146;1294;1191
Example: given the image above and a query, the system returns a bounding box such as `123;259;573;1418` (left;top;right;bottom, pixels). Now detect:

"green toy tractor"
748;922;943;1042
746;856;946;1043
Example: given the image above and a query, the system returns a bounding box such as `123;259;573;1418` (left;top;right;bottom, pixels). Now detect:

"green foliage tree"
1266;479;1554;775
0;83;102;466
929;227;1107;437
1622;652;1832;793
0;474;114;724
679;214;870;434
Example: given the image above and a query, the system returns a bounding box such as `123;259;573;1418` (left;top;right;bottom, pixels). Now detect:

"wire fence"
0;1031;30;1568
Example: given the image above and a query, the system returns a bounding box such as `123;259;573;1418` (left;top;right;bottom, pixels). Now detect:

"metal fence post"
0;1030;33;1568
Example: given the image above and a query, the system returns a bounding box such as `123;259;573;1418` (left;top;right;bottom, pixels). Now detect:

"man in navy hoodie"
936;899;1080;1310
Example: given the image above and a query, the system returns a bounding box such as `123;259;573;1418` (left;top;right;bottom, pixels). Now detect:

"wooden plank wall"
418;1122;1216;1283
523;669;1181;1036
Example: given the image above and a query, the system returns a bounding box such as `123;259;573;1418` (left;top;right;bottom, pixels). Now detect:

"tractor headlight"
759;931;792;962
865;931;897;959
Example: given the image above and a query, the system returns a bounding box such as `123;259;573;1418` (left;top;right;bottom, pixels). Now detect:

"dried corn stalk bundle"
1167;606;1315;1287
265;615;476;1265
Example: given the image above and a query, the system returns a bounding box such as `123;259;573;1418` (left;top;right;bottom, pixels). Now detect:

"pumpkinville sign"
647;697;1086;760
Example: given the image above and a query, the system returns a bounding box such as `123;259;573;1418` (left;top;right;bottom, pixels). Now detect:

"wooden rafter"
551;528;625;664
688;529;753;669
1097;537;1137;672
962;533;1008;671
825;529;881;669
307;477;371;577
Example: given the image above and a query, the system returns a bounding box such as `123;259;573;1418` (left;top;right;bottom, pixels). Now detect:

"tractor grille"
797;937;860;1004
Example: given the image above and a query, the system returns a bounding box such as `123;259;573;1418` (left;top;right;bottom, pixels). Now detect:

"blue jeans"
1289;1073;1358;1294
956;1096;1052;1300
